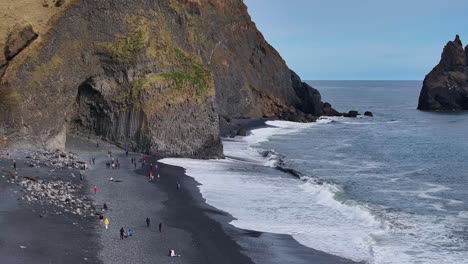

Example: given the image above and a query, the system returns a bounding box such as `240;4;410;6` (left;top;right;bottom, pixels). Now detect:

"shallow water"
162;81;468;264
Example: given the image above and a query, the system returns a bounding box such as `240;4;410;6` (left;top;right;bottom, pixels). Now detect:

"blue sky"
243;0;468;80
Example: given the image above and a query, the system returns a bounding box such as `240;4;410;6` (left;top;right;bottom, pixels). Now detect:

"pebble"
23;149;84;169
18;178;95;217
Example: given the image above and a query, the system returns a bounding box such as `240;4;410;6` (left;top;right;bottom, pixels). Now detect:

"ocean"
162;81;468;264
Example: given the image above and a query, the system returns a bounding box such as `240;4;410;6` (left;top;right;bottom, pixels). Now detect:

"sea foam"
161;119;468;264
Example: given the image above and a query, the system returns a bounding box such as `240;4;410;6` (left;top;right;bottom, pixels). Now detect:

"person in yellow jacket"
104;218;109;229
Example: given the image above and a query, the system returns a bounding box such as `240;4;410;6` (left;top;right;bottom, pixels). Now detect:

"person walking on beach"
103;203;108;211
176;182;180;191
92;157;95;165
146;217;150;227
159;222;162;233
134;162;137;169
120;227;125;239
13;161;16;171
93;186;98;194
104;218;109;229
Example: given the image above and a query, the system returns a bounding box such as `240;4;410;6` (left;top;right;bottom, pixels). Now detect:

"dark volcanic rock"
364;111;373;117
237;127;248;137
0;0;338;158
322;102;341;116
343;110;359;118
290;70;323;116
418;35;468;111
4;24;38;60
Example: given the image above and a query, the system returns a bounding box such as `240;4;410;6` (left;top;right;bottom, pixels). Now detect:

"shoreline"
159;119;362;264
157;159;361;264
1;121;361;263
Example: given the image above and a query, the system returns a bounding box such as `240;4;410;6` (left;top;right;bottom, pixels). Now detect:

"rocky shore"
23;149;85;169
0;149;100;264
18;177;95;217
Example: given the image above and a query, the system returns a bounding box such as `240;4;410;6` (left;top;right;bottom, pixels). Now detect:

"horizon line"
305;80;423;81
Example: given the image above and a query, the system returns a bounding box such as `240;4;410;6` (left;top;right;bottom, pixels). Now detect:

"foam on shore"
161;119;468;264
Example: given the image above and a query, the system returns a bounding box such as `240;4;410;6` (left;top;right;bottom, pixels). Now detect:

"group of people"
105;158;121;169
91;147;179;257
98;203;110;229
120;227;132;239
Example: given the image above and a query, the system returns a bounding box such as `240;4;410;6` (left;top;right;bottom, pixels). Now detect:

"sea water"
161;81;468;264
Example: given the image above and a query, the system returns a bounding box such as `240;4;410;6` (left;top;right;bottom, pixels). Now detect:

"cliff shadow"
68;78;152;153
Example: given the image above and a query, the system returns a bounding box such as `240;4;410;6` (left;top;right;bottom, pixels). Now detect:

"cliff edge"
418;35;468;111
0;0;335;158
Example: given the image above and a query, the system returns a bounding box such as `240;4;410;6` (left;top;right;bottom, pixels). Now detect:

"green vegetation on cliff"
113;46;213;111
104;29;148;62
160;48;211;94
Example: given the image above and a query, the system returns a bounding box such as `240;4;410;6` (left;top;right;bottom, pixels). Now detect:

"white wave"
458;211;468;218
161;157;386;262
244;120;318;146
378;182;463;205
371;211;468;264
161;118;389;262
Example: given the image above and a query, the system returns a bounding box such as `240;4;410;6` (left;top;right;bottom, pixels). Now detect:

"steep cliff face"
0;0;332;157
418;35;468;111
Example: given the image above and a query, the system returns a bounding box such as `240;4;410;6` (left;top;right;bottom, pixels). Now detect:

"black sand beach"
0;134;360;264
0;152;100;264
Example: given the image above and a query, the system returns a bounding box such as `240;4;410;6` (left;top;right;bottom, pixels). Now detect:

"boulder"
343;110;359;118
237;127;248;137
322;102;341;116
364;111;373;117
4;24;38;60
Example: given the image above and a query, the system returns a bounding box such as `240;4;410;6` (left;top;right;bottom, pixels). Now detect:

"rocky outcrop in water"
0;0;337;157
418;35;468;111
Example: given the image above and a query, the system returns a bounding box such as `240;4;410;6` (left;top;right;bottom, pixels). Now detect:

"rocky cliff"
418;35;468;111
0;0;335;158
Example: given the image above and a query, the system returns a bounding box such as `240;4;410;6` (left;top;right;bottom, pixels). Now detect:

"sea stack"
417;35;468;111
